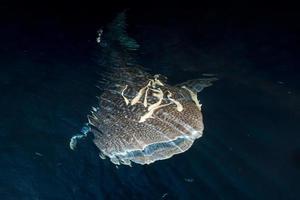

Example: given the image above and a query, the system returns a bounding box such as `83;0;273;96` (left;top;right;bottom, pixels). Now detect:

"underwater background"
0;2;299;200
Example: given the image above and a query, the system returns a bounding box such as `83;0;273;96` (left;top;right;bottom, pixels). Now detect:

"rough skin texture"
88;67;211;166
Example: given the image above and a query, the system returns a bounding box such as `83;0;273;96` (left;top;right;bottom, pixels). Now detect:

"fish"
69;11;217;166
86;67;217;166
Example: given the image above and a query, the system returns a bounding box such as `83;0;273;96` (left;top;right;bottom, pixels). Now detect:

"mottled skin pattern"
88;67;214;166
67;12;217;165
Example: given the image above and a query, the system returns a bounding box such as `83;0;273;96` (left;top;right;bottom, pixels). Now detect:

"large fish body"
87;67;216;166
69;12;217;166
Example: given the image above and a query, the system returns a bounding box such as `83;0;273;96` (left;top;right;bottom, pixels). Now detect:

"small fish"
202;73;217;77
277;81;285;85
161;193;168;199
35;152;43;157
184;178;194;183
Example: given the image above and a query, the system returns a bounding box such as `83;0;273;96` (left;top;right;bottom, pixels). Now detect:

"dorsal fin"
98;11;140;68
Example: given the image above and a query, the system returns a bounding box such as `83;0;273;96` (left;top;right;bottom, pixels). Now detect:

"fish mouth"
102;131;202;166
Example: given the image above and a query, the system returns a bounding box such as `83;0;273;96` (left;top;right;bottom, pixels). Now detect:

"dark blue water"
1;6;299;200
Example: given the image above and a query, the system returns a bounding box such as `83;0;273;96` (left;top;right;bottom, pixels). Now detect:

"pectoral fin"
176;77;218;93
